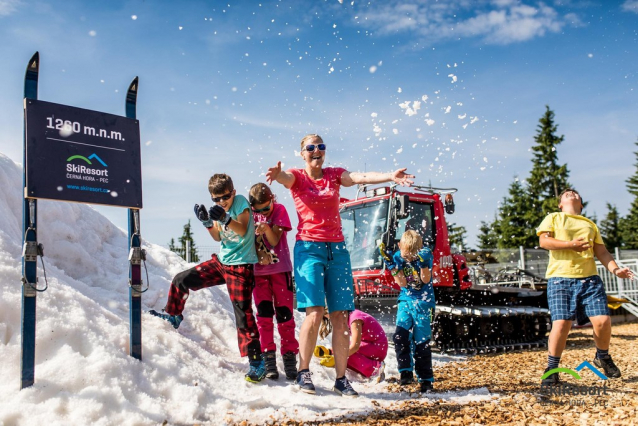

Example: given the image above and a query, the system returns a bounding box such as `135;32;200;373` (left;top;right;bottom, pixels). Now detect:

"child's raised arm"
256;222;285;247
227;209;251;237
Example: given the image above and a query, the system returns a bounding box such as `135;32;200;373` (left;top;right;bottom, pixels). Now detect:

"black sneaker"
333;376;359;397
149;309;183;329
400;371;414;385
594;355;621;379
296;370;316;394
282;352;298;380
541;367;561;386
262;351;279;380
420;381;434;393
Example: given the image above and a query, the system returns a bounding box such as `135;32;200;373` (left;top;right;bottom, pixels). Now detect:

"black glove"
209;205;231;227
194;204;214;228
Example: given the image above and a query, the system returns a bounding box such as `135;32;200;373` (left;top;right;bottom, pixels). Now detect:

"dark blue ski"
21;52;39;389
126;77;143;360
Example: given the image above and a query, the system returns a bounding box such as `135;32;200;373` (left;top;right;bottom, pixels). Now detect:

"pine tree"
526;106;572;225
477;218;499;250
168;238;179;255
494;178;538;248
447;222;469;252
621;140;638;249
169;221;200;262
600;203;623;249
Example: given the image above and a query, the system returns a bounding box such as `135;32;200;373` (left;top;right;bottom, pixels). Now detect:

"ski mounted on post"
21;52;39;389
126;77;143;361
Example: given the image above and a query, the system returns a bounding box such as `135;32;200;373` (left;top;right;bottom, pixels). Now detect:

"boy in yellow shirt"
537;189;634;385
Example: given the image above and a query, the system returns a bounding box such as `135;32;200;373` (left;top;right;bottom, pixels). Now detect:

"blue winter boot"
245;358;267;383
149;309;183;329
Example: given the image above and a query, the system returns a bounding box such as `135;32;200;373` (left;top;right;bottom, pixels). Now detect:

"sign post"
20;52;143;387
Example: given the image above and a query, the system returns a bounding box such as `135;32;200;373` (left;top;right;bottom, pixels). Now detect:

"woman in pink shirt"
266;133;413;397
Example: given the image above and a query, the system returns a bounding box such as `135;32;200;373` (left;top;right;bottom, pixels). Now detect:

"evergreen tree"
477;218;499;250
494;178;538;248
168;237;179;254
526;106;572;225
600;203;623;250
621;140;638;249
447;222;468;252
169;220;200;262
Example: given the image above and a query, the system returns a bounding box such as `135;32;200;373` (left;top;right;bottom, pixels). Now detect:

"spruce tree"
600;203;623;250
169;221;200;262
168;238;180;256
621;140;638;249
495;178;538;248
447;222;469;252
526;106;572;224
477;218;499;250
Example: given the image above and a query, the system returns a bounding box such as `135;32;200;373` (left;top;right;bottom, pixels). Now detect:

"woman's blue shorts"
293;240;355;313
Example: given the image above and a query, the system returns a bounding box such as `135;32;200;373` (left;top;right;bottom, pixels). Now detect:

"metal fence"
466;247;638;317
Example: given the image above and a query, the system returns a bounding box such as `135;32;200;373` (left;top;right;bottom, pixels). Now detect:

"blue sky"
1;0;637;250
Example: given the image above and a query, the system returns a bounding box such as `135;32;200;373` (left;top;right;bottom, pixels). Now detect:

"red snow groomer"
339;184;550;354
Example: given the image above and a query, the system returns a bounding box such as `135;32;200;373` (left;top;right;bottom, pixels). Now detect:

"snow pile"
0;152;490;425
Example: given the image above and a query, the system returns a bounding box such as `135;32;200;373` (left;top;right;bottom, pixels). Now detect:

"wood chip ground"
266;321;638;426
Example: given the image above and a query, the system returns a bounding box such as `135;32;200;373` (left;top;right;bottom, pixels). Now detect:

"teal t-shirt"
218;194;258;265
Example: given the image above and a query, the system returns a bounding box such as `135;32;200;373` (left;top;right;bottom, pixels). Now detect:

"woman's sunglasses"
211;192;233;203
304;143;326;152
252;201;272;213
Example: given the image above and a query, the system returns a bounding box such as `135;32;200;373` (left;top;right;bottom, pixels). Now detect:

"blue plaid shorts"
547;275;610;325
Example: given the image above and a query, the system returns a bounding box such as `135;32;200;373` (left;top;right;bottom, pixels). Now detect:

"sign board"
24;99;143;208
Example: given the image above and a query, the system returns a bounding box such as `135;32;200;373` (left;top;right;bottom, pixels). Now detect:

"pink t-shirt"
288;167;347;242
349;309;388;345
253;202;293;276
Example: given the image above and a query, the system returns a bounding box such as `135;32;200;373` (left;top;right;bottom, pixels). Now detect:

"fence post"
186;239;191;263
615;247;620;261
519;246;526;270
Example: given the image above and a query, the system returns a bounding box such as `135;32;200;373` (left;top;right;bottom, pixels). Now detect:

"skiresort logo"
66;153;108;167
542;361;608;382
66;153;109;183
539;361;610;407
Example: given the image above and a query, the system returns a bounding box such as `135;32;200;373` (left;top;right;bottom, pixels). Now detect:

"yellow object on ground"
319;355;335;368
314;345;333;358
607;295;630;310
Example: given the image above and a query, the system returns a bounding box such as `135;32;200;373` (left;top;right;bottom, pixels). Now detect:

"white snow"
0;152;492;425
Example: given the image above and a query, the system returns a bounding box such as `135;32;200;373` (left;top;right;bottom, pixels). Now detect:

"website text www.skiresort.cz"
66;184;109;193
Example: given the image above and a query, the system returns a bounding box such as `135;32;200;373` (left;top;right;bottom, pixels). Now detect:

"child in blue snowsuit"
379;229;435;393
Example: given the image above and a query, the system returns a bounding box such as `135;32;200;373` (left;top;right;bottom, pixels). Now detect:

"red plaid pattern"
164;255;261;359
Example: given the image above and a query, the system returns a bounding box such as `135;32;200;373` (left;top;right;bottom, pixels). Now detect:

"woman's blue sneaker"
333;376;358;397
149;310;183;329
245;359;267;383
296;370;316;394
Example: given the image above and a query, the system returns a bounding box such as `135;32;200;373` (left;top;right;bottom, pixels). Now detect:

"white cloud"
0;0;20;16
621;0;638;13
354;0;573;45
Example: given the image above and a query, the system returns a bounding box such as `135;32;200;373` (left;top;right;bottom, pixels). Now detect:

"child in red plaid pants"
149;174;266;383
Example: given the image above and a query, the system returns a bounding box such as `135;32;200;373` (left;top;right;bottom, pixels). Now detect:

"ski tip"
127;77;139;94
27;52;39;71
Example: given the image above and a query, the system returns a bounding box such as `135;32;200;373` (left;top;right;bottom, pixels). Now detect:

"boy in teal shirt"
150;174;264;382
